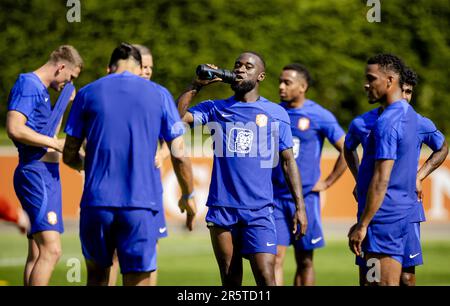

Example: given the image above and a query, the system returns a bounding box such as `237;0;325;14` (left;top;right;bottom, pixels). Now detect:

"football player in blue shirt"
63;43;195;286
348;54;441;285
6;45;83;285
105;44;171;286
272;64;347;286
345;66;448;286
176;52;307;286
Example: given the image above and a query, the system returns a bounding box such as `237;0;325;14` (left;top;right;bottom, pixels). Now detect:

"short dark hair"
242;51;266;70
108;42;142;71
283;63;313;87
367;53;406;84
402;66;418;87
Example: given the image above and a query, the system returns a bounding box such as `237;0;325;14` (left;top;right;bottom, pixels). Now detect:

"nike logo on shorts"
159;227;167;234
311;237;323;244
266;243;276;247
409;253;420;259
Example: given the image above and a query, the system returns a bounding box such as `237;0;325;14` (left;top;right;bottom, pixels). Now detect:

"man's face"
402;83;414;102
51;63;81;91
279;69;307;103
141;54;153;80
364;64;388;104
231;53;265;94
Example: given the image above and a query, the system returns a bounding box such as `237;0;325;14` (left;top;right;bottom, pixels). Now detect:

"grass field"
1;229;450;286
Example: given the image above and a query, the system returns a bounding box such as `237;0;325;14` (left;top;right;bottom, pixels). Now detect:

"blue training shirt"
272;100;345;199
65;71;185;211
189;96;293;210
8;73;52;163
345;108;445;223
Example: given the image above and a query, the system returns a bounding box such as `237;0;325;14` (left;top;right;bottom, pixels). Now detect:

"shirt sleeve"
418;116;445;151
344;120;360;150
64;89;86;139
160;89;186;142
7;76;41;119
188;100;215;127
375;118;398;160
278;119;294;152
319;109;345;145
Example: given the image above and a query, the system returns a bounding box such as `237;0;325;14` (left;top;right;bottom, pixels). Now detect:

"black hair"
403;66;418;87
283;63;313;87
108;42;142;70
242;51;266;70
367;53;406;84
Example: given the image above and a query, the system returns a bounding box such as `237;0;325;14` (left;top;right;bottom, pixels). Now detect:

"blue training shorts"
205;204;277;255
13;160;64;237
80;207;158;274
274;192;324;251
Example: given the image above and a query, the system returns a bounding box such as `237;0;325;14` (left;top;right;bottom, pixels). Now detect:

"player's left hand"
178;197;197;231
416;178;423;202
312;180;329;192
293;205;308;239
348;223;367;256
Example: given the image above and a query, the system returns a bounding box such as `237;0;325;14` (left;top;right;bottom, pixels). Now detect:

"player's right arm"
280;148;308;237
62;135;84;171
6;111;64;152
176;64;222;123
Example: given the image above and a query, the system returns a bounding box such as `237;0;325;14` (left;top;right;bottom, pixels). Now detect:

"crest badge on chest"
256;114;268;127
298;117;310;131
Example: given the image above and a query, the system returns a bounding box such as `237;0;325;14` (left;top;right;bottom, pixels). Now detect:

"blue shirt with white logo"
65;71;185;211
272;100;345;199
189;96;293;210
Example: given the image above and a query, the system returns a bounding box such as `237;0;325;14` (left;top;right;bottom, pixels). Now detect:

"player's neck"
381;90;403;108
234;89;260;103
286;96;306;109
33;63;53;88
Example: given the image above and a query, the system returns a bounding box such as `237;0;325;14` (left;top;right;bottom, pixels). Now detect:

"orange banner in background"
1;155;449;222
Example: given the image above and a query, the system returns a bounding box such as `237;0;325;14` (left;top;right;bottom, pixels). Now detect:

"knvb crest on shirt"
228;128;254;154
298;117;310;131
256;114;268;127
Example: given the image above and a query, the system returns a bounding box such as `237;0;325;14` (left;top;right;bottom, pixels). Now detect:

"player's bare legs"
294;249;314;286
123;272;151;286
366;253;402;286
248;253;276;286
400;266;416;286
29;231;62;285
24;238;39;286
209;227;243;286
108;250;119;286
86;260;110;286
149;242;160;286
274;245;287;285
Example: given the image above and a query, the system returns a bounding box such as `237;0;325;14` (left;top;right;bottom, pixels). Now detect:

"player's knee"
297;255;313;270
41;244;62;262
400;273;415;286
274;253;284;268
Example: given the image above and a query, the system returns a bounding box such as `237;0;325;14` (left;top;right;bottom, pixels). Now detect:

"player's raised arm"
176;64;222;124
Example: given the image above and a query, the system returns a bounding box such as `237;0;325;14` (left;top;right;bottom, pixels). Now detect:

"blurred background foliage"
0;0;449;136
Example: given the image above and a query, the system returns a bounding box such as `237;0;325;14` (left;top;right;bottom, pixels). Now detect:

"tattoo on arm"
63;135;84;171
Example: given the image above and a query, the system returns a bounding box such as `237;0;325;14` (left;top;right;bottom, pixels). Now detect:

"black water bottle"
196;64;237;84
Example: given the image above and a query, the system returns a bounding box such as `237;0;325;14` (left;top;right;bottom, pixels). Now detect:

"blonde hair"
49;45;84;69
132;44;152;57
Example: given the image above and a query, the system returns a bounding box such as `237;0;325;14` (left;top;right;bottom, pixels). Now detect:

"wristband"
182;191;195;200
